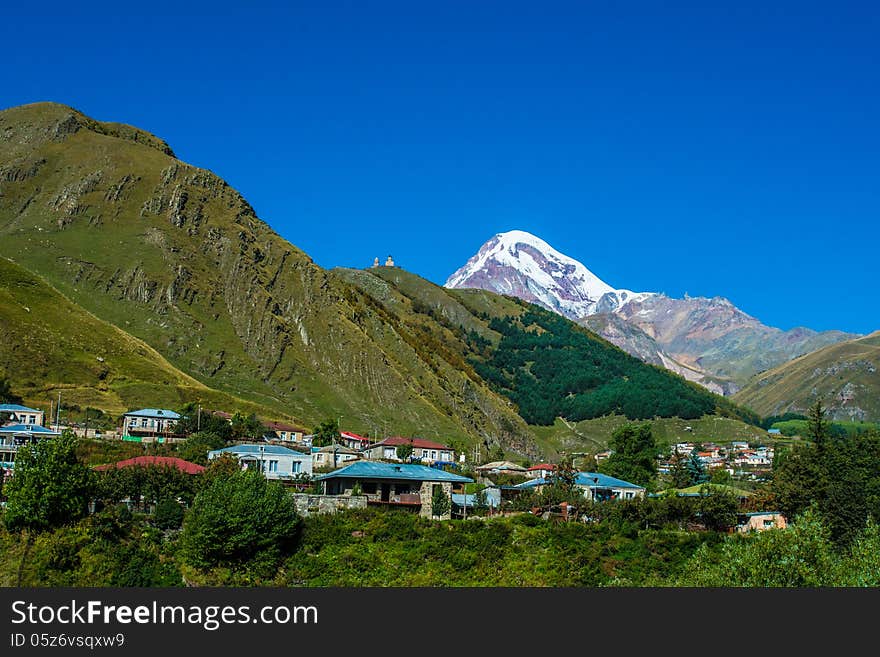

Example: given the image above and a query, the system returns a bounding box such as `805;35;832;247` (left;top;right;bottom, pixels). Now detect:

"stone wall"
293;493;368;517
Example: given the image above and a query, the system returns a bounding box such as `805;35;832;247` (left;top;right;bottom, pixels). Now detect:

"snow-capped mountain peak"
445;230;650;319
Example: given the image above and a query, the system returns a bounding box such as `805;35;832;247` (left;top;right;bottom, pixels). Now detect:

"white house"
312;444;361;469
0;404;44;427
208;444;313;481
121;408;181;440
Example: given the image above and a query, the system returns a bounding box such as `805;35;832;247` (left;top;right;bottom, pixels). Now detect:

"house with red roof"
93;455;205;475
339;431;371;450
527;463;556;479
362;437;456;465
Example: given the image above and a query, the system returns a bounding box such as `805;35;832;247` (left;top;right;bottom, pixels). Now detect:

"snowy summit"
444;230;652;320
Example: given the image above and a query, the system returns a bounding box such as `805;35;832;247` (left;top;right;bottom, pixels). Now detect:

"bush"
154;499;185;530
181;470;300;572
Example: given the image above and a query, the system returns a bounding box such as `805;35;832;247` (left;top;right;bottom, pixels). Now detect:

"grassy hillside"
734;332;880;422
0;102;539;453
0;257;276;419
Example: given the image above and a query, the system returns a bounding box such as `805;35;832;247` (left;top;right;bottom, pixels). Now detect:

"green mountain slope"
734;332;880;421
0;257;278;419
0;101;539;453
0;101;760;457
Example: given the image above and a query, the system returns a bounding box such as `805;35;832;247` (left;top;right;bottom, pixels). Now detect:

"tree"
181;469;300;570
687;450;709;486
807;400;831;451
396;442;414;462
230;412;267;440
312;419;339;447
698;487;739;532
176;431;227;466
668;451;691;488
551;455;577;491
153;498;185;530
3;430;95;532
430;486;451;519
0;377;23;405
599;423;659;489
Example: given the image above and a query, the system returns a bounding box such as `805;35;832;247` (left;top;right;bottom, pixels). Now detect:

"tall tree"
807;400;831;451
599;423;659;489
687;450;709;486
669;451;691;488
431;486;451;519
3;430;95;531
312;419;339;447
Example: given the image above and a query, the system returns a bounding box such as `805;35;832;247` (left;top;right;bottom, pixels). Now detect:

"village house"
526;463;556;479
312;444;361;469
0;403;45;427
264;420;308;444
316;461;472;520
363;436;456;464
121;408;181;442
736;511;787;533
0;423;61;473
515;471;646;501
339;431;371;450
208;444;313;481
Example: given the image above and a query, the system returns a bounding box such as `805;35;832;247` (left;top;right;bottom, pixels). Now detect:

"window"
141;419;148;428
267;460;278;473
362;482;377;495
431;450;437;460
291;461;301;474
763;519;774;527
129;418;137;426
28;415;36;424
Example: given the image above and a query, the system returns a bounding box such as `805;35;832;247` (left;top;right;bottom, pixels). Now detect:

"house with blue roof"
208;444;313;481
0;424;61;471
514;471;646;501
0;403;44;427
316;461;473;519
121;408;181;442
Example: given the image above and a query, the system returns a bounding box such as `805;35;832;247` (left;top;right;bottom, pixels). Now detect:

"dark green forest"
472;308;756;426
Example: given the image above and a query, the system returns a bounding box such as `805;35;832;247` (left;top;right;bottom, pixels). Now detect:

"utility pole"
56;391;61;430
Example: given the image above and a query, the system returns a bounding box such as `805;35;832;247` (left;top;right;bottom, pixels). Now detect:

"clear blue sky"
3;1;878;334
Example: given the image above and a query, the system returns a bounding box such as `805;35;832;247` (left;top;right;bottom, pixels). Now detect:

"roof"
0;404;41;413
367;436;453;451
475;460;528;472
93;456;205;475
316;461;472;483
340;431;371;443
209;444;310;457
515;471;645;490
527;463;556;471
316;444;360;454
123;408;181;420
265;421;307;433
0;424;60;435
743;511;783;517
452;493;500;508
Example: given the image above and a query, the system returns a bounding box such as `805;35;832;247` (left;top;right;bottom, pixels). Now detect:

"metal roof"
123;408;181;419
515;471;644;490
0;404;41;413
316;461;473;483
209;444;310;457
0;424;60;435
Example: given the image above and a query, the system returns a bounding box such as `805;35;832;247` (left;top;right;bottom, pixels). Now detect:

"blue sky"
3;1;878;333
